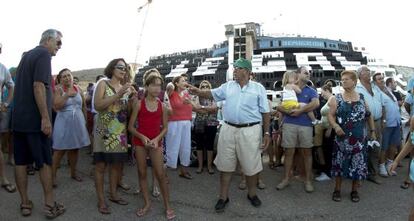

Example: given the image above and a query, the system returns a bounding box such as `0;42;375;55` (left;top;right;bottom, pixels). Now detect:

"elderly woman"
52;69;90;187
327;70;376;203
193;80;218;174
93;58;134;214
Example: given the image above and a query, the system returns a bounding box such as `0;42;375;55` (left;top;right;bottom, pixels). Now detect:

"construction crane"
134;0;152;70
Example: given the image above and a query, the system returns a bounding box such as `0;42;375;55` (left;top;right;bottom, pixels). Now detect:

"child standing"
128;73;175;220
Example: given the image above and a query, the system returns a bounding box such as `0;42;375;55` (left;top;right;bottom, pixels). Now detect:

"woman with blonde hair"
328;70;376;202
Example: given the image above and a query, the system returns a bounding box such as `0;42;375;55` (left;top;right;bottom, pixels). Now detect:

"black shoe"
215;198;229;213
247;194;262;207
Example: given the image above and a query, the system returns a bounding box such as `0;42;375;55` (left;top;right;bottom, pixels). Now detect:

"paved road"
0;149;413;221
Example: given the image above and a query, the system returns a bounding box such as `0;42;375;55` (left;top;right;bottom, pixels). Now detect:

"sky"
1;0;413;74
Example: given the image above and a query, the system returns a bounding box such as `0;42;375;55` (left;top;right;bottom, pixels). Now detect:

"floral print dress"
331;93;368;180
93;81;129;163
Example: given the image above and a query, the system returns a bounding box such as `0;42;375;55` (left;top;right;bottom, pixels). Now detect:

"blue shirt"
13;46;52;132
283;85;318;127
211;80;269;124
356;83;384;120
405;93;414;116
382;88;401;127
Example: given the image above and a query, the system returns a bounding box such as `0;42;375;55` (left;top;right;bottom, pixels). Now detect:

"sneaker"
378;163;388;177
315;172;331;182
304;181;314;193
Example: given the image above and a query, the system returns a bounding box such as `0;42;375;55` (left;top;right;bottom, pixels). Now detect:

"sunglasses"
56;40;62;46
114;65;127;72
201;86;209;89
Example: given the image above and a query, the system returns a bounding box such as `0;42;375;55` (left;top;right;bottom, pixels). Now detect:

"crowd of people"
0;28;414;220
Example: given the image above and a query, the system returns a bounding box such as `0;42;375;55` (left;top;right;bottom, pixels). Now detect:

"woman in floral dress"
327;70;376;203
93;58;135;214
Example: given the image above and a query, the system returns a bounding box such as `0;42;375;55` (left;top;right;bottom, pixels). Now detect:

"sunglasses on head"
114;65;127;71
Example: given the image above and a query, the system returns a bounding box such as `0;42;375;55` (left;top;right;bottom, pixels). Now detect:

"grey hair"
356;65;368;78
39;29;62;44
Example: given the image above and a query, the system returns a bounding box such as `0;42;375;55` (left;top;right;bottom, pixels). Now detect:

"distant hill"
72;68;104;83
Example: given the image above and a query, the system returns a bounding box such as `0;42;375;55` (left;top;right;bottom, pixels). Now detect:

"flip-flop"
1;183;16;193
166;209;176;220
109;198;128;205
71;176;83;182
136;206;151;217
179;172;193;180
98;204;111;214
400;181;411;189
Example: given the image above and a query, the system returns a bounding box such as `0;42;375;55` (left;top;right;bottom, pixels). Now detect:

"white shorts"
214;123;263;176
165;120;192;168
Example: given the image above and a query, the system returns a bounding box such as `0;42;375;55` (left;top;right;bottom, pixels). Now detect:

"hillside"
72;68;104;83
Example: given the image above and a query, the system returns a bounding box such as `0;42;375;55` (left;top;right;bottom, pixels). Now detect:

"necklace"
145;98;158;112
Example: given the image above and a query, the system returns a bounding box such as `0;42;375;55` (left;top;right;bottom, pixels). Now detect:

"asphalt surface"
0;149;413;221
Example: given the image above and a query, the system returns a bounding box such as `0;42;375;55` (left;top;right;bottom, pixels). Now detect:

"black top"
12;46;52;132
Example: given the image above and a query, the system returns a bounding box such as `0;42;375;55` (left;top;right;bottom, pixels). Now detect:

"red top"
169;91;192;121
132;98;163;147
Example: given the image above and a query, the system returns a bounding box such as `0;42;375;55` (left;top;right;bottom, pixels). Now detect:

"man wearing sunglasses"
187;58;271;212
12;29;65;219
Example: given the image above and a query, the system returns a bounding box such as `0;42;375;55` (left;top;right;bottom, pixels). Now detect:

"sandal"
136;206;151;217
109;197;128;205
1;183;16;193
20;200;33;216
179;172;193;180
44;202;65;219
71;175;83;182
166;209;176;220
400;181;411;189
350;191;360;203
98;204;111;214
332;190;341;202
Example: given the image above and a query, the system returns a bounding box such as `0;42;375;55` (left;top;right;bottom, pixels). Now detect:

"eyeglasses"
114;65;127;72
56;40;62;46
